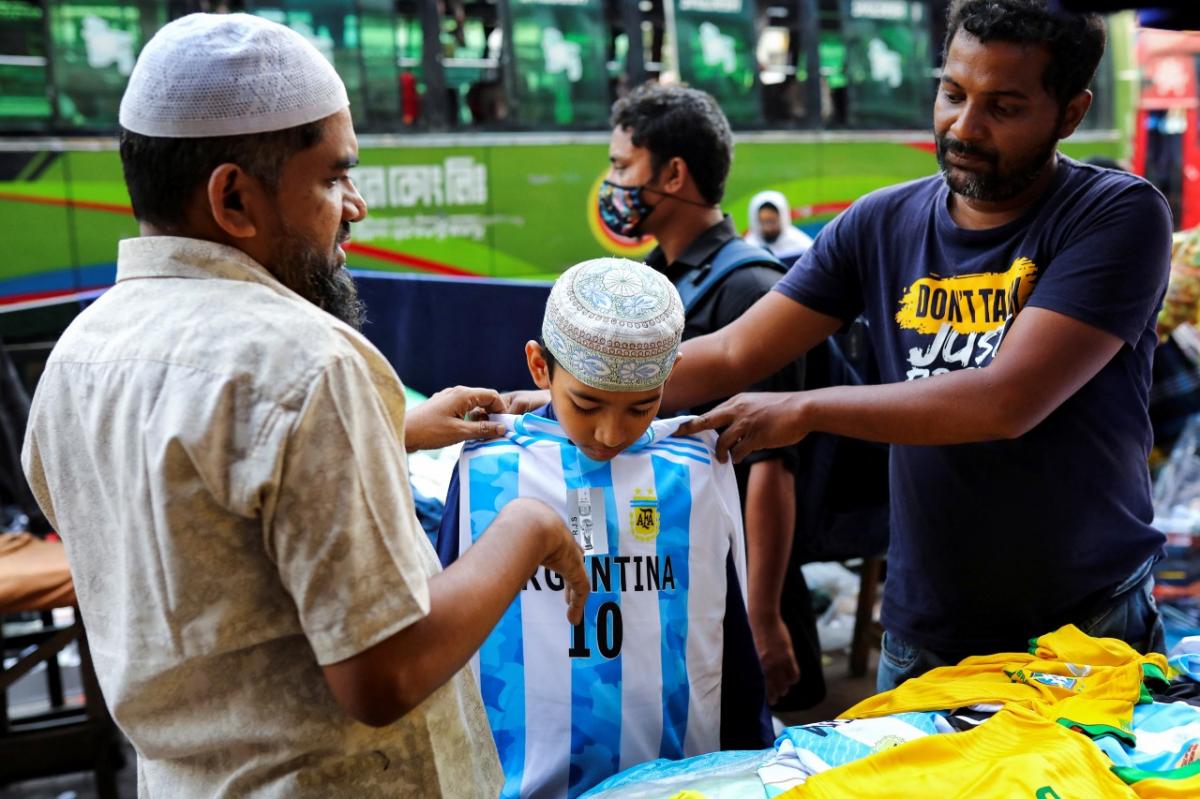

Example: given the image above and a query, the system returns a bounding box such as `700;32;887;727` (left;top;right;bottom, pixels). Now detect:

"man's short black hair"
610;83;732;205
945;0;1106;106
758;201;779;214
119;121;324;230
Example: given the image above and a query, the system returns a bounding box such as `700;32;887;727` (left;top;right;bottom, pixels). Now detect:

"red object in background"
1132;29;1200;230
400;72;421;126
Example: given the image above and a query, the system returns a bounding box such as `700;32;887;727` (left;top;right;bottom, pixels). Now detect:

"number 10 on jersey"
569;601;623;659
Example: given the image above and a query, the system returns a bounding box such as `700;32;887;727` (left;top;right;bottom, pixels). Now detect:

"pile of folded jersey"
581;625;1200;798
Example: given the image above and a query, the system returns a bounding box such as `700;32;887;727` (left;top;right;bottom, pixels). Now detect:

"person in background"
745;190;814;266
600;82;826;717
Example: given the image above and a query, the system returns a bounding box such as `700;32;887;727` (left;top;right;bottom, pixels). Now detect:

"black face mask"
598;180;656;239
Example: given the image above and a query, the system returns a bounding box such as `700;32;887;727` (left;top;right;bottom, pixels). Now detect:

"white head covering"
542;258;684;392
119;13;349;138
745;190;814;259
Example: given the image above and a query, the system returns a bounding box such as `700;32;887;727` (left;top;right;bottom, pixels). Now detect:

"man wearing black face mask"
601;83;826;728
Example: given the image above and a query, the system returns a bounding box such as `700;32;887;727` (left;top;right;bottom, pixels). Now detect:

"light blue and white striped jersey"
1094;700;1200;775
450;412;747;799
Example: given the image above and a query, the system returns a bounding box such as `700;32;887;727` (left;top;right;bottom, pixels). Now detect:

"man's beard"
935;130;1059;203
271;220;365;330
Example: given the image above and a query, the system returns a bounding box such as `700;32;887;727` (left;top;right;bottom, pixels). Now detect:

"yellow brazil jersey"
780;704;1138;799
841;625;1168;742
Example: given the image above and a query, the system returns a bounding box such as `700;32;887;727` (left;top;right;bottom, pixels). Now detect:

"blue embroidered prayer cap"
542;258;685;392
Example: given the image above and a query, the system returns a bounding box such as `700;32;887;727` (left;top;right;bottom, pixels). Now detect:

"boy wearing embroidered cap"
532;257;685;461
437;258;771;799
22;13;589;798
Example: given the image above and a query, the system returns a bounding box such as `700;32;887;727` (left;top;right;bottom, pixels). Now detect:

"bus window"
508;0;609;127
0;0;52;131
603;0;665;95
839;0;933;129
395;0;425;126
756;0;818;127
358;0;401;130
673;0;763;126
816;0;847;126
436;0;505;126
46;0;164;131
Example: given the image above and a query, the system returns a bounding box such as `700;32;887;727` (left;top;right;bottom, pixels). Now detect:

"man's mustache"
937;135;999;166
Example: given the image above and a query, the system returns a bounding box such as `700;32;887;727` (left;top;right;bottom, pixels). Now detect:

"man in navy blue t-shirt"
674;0;1171;690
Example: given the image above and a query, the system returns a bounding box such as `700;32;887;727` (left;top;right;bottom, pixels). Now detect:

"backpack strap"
675;238;785;314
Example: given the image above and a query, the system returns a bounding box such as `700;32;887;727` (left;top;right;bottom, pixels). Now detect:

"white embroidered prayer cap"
542;258;685;392
119;13;349;138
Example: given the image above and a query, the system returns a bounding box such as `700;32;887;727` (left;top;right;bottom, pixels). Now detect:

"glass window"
47;0;163;130
0;0;52;130
358;0;401;130
839;0;933;129
601;0;665;97
439;0;506;126
756;0;817;126
508;0;610;127
673;0;763;126
394;0;425;127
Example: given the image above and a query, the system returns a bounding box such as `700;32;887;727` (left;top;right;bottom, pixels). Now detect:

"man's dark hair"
610;83;733;205
758;201;779;214
119;121;324;230
944;0;1106;106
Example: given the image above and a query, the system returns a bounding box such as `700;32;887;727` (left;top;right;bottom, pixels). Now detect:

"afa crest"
629;488;660;541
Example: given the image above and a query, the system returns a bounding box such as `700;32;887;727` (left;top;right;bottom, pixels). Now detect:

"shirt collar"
646;215;737;277
117;236;299;301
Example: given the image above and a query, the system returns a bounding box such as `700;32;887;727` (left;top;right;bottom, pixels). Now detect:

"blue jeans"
876;568;1167;693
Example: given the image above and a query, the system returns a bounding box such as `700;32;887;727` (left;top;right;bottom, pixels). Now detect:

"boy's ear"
525;340;552;390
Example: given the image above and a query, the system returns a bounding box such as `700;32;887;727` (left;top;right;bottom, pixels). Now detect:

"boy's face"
525;342;667;462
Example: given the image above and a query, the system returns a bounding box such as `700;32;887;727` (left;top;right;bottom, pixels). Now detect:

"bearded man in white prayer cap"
20;14;588;797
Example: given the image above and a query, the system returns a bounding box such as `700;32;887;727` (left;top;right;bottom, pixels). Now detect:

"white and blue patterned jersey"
1094;700;1200;775
438;408;753;799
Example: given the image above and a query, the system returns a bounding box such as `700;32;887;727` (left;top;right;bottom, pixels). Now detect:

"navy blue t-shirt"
775;157;1171;655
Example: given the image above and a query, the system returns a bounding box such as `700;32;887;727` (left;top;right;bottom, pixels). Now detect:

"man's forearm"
664;293;842;413
744;459;795;621
322;499;585;725
797;367;1026;446
391;514;550;705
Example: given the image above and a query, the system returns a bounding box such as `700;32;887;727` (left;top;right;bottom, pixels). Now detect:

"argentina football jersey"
438;407;756;798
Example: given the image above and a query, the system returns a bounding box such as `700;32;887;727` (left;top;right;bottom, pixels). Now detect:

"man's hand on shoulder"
404;386;508;452
679;392;810;463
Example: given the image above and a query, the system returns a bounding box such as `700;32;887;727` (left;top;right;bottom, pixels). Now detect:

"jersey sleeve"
1024;179;1172;347
774;202;868;323
266;356;434;666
